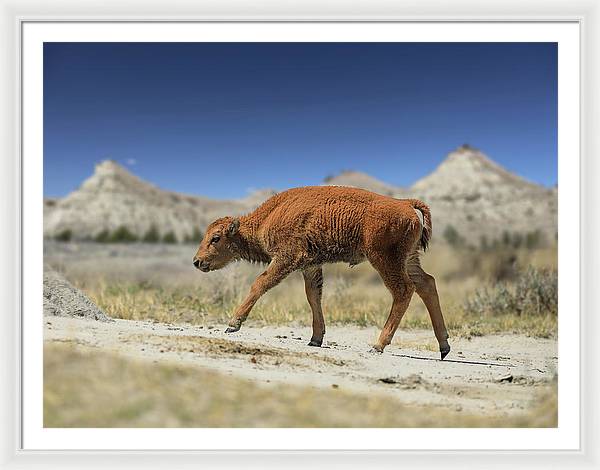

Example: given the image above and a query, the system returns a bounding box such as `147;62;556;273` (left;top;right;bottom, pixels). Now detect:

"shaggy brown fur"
193;186;450;358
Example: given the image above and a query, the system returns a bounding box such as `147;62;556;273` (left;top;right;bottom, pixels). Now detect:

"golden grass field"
58;242;558;339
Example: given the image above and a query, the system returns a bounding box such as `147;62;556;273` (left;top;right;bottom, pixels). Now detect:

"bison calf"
193;186;450;359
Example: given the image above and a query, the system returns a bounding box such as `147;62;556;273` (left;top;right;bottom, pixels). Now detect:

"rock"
43;269;111;321
495;374;514;383
326;145;557;243
44;160;275;241
325;170;402;196
378;374;429;390
379;377;399;384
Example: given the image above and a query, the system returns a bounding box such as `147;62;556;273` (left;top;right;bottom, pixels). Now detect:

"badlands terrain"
42;145;558;427
44;144;557;244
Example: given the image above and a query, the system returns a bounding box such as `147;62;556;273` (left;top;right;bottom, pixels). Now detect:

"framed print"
1;0;599;468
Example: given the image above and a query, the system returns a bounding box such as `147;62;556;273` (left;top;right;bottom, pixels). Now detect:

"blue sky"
44;42;557;199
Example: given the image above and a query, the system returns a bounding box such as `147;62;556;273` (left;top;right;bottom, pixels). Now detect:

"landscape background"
43;42;558;428
44;143;557;247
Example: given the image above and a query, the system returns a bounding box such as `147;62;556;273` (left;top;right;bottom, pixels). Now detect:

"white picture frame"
1;0;599;468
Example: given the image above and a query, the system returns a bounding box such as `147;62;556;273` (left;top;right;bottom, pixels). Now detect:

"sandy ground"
44;316;557;417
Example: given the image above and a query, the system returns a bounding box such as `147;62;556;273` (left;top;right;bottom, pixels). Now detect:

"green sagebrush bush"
94;229;110;243
464;266;557;317
162;231;177;244
95;226;138;243
184;227;203;244
54;229;72;242
142;225;160;243
109;226;138;243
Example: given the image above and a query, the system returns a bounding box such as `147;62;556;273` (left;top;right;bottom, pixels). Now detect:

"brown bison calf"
193;186;450;359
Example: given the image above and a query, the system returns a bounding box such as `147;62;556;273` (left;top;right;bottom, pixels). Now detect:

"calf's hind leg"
302;266;325;347
369;254;415;353
407;253;451;360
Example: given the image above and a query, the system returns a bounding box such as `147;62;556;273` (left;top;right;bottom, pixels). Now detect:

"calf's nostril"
193;259;200;268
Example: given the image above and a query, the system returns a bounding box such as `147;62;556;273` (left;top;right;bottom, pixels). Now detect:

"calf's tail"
410;199;432;251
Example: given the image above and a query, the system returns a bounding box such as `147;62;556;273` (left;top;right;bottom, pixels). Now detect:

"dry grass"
45;241;558;339
44;342;557;428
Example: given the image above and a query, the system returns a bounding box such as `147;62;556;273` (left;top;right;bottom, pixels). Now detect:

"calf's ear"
228;218;240;235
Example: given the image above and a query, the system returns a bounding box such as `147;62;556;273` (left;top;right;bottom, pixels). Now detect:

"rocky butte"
44;145;557;245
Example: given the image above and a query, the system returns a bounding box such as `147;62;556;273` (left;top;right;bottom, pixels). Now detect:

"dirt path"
44;316;557;417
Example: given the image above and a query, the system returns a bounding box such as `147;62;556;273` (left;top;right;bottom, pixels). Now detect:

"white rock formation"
326;145;557;245
44;146;557;246
44;160;271;242
411;145;557;244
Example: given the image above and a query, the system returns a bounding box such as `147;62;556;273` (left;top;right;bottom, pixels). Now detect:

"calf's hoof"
225;325;240;334
307;338;323;347
368;346;383;355
440;342;451;360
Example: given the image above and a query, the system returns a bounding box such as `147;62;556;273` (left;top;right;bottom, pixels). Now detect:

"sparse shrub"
443;225;464;247
109;226;138;243
489;238;501;250
54;229;72;242
490;252;519;281
511;232;523;249
142;225;160;243
184;227;203;244
479;235;489;251
95;229;110;243
162;231;177;244
525;230;545;249
464;266;557;317
497;231;540;250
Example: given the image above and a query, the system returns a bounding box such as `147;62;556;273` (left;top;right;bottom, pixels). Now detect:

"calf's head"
192;216;240;272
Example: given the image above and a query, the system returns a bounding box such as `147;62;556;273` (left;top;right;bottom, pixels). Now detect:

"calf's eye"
211;235;220;244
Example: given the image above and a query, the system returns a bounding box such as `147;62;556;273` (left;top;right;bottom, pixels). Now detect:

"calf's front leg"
225;258;295;333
